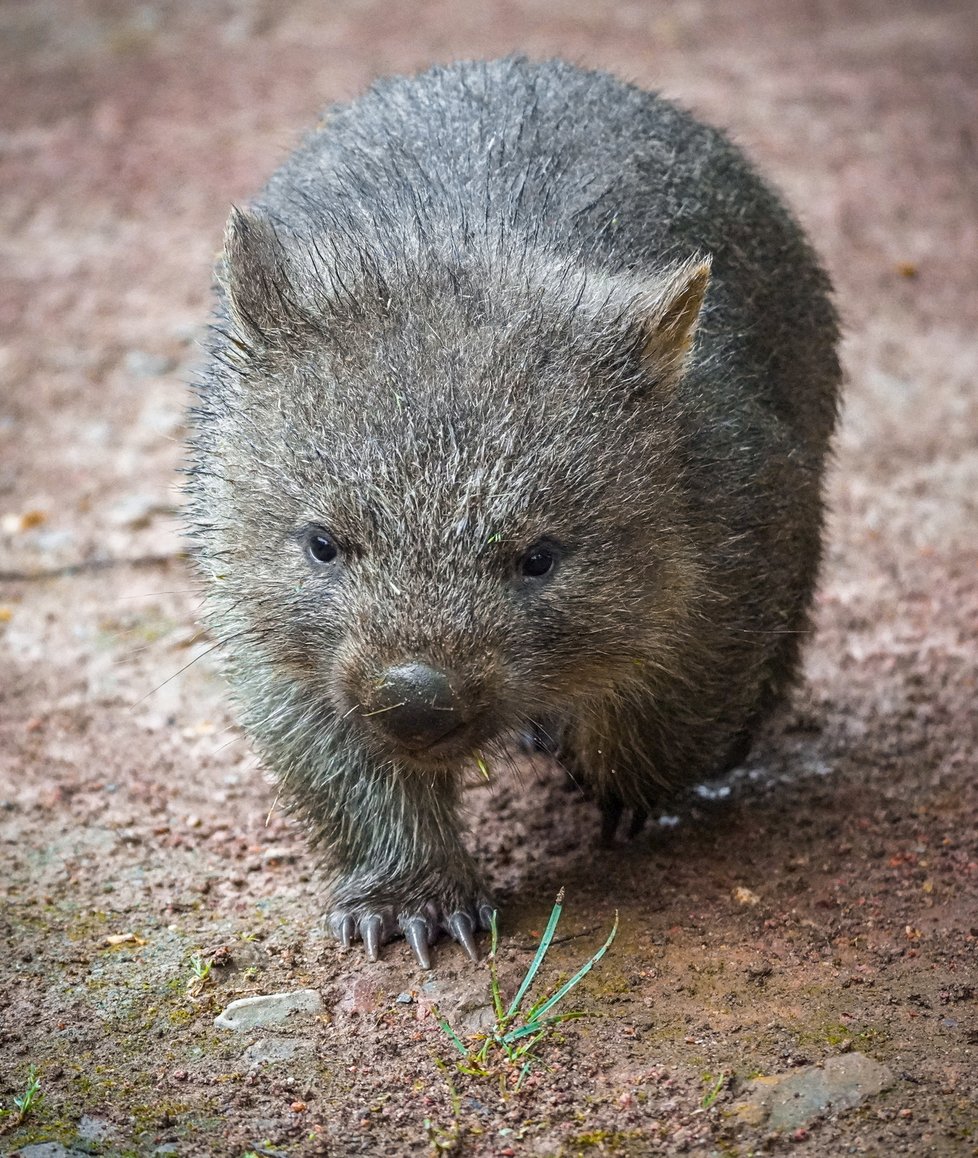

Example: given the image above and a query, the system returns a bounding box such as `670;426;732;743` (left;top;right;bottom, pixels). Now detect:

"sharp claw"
361;914;383;961
329;914;355;948
449;911;480;962
404;917;432;969
478;903;495;931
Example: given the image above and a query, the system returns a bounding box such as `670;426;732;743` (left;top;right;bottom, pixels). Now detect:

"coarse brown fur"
185;57;841;961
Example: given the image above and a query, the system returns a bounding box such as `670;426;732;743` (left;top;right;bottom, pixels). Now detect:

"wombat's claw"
328;895;494;965
334;914;356;950
361;913;385;961
448;911;479;962
403;917;434;970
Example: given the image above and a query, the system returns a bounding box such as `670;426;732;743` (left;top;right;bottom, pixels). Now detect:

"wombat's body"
186;58;840;965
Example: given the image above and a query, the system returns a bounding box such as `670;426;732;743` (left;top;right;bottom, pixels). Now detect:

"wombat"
186;57;840;967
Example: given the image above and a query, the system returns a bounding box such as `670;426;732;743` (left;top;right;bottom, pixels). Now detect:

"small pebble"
733;886;761;906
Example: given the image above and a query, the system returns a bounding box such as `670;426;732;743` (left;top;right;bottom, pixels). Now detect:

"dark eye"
304;528;339;565
518;541;558;580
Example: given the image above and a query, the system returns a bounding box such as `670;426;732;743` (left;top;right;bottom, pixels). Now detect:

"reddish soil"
1;2;976;1156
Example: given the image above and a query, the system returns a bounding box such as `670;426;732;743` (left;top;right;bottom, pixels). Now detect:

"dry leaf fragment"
733;886;761;906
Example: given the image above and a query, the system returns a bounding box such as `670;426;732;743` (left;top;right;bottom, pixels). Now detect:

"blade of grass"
516;910;619;1028
488;911;506;1023
505;888;565;1019
432;1003;469;1057
701;1072;726;1108
513;1060;534;1092
501;1009;588;1045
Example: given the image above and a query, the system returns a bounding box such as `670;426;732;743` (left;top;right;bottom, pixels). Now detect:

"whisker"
113;589;204;600
131;639;227;705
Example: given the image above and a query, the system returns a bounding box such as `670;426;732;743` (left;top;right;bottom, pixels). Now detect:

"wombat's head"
193;210;710;772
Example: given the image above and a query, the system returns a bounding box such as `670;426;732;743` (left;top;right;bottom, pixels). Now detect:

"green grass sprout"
701;1071;727;1109
432;889;618;1094
186;950;213;996
189;952;212;980
12;1064;42;1120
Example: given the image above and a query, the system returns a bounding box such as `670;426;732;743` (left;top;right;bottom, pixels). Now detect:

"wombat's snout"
364;663;464;751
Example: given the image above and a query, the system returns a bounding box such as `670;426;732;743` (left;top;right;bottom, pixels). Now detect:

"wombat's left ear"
636;256;712;386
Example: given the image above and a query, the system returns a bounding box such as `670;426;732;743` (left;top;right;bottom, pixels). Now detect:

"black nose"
365;663;462;749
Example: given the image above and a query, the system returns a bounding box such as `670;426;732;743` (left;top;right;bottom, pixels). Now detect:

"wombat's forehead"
303;434;549;536
277;359;640;540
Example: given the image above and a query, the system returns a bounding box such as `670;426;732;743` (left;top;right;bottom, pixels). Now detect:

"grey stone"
734;1052;894;1130
213;988;322;1031
76;1115;118;1143
455;999;496;1034
421;976;495;1033
242;1035;300;1065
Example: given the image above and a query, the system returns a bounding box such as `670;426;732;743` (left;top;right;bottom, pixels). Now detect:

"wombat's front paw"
328;887;495;969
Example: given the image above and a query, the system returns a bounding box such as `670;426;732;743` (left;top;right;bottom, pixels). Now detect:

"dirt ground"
1;1;976;1155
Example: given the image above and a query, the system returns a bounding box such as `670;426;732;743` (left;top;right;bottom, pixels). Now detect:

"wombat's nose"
366;663;462;749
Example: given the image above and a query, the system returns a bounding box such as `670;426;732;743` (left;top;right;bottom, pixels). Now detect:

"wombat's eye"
518;541;558;580
304;528;339;565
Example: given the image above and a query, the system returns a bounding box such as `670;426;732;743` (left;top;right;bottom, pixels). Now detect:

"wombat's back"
260;56;839;450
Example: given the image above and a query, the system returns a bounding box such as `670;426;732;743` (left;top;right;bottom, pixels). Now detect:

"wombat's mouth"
372;714;494;768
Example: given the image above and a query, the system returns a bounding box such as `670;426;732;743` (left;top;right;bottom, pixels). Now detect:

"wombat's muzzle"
363;662;465;751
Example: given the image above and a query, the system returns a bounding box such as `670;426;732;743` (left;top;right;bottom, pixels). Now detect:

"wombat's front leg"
304;737;493;967
327;856;494;969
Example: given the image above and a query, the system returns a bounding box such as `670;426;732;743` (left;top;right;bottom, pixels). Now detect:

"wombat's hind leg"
598;794;650;846
719;728;755;775
627;807;650;839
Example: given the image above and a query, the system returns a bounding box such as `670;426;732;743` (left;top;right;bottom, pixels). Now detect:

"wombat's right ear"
220;207;303;346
